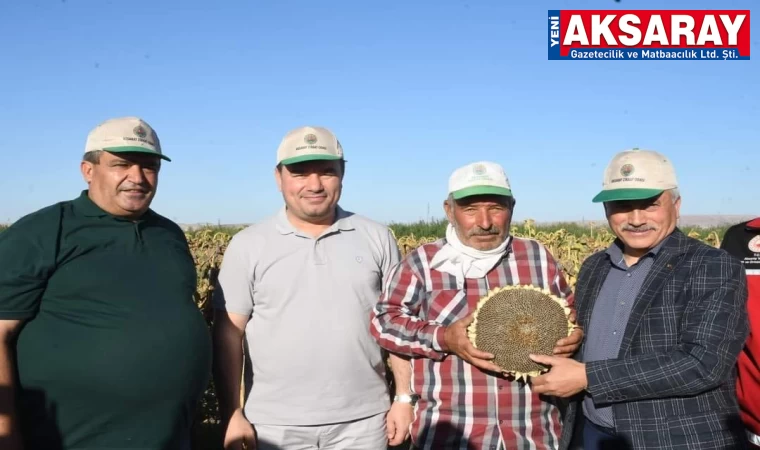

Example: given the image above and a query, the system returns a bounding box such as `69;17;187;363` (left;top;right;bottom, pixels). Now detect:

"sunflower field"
0;219;726;448
185;219;724;447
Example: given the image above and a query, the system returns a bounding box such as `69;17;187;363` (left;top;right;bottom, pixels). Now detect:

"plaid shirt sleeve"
369;257;448;361
586;252;749;401
550;253;576;309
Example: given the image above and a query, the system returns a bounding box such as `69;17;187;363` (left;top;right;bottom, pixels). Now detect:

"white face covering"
430;222;511;289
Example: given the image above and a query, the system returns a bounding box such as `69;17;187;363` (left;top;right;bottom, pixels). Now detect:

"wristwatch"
394;393;420;405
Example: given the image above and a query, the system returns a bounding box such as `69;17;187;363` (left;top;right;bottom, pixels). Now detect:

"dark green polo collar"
73;190;156;222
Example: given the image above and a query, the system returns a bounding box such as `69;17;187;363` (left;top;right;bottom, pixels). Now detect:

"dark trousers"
582;420;629;450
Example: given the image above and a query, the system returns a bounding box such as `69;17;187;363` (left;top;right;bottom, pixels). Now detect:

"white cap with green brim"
448;161;513;200
84;116;170;162
276;126;343;166
592;148;678;203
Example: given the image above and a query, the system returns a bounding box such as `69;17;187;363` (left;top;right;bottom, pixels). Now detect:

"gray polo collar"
275;205;355;237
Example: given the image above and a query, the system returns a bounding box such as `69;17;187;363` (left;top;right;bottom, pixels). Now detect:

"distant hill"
673;214;757;227
537;214;756;229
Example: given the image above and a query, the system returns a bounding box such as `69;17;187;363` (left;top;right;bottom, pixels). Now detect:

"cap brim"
451;185;513;200
592;188;664;203
279;154;342;165
102;146;171;162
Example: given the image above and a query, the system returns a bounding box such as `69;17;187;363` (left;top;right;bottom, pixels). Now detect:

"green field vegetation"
0;216;736;449
386;217;731;241
1;219;732;242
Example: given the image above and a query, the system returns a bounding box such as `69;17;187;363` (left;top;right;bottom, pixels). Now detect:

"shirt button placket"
313;239;325;265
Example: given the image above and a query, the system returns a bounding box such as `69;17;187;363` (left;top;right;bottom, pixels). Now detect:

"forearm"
212;323;245;423
0;331;22;447
586;345;741;402
388;353;412;395
370;307;447;360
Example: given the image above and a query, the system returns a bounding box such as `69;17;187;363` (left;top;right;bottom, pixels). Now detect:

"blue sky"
0;0;757;226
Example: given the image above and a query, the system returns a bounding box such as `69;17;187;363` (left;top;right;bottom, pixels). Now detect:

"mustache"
119;184;150;192
468;226;501;236
621;224;657;232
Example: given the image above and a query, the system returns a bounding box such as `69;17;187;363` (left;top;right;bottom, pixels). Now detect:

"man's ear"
80;161;94;184
274;165;283;193
673;195;682;219
443;199;454;224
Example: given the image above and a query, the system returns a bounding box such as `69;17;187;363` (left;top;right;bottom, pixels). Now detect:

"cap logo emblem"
133;126;147;139
472;164;487;176
749;235;760;253
620;164;634;177
304;134;318;145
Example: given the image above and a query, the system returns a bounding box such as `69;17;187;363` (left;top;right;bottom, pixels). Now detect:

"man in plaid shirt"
370;161;584;450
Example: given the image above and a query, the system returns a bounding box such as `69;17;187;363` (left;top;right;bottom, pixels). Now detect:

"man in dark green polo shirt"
0;116;212;450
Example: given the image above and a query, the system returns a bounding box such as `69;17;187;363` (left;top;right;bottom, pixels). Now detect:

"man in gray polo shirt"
212;126;414;450
530;149;749;449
